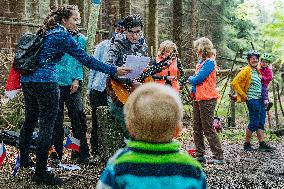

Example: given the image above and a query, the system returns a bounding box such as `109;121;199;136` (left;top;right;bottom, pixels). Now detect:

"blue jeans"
246;99;266;132
19;82;59;175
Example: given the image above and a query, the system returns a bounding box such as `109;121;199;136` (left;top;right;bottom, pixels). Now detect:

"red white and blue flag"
0;141;7;167
64;135;80;152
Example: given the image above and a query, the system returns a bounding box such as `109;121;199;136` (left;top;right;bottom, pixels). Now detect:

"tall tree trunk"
188;0;197;68
172;0;182;56
147;0;158;58
86;1;101;54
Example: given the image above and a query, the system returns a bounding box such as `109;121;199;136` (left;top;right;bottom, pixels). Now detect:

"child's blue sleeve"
96;164;116;189
189;60;215;85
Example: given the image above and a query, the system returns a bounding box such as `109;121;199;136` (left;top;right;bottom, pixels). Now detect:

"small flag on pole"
0;141;7;167
12;155;20;177
64;135;80;152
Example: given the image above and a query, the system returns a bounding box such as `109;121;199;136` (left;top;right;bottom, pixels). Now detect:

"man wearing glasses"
105;14;147;139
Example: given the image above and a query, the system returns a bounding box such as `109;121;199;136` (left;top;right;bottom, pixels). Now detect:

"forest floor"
0;122;284;189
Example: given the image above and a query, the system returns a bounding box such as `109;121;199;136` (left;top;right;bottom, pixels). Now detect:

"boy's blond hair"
157;40;178;57
124;83;183;143
193;37;214;59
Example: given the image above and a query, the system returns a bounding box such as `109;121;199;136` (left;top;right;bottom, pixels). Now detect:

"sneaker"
32;172;63;185
266;102;273;111
207;159;224;165
196;156;206;164
259;142;275;152
244;142;254;151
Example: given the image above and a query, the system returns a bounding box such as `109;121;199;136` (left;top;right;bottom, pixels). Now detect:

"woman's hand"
117;67;133;76
70;80;79;94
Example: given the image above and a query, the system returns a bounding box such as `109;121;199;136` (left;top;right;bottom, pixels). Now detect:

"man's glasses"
127;29;142;35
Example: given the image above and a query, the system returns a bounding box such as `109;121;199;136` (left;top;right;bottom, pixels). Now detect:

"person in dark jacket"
18;4;131;186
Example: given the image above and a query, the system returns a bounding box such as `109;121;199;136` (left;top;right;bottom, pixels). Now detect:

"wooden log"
96;106;125;162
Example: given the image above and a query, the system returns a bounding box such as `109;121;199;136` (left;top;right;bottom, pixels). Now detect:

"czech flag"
0;141;7;167
64;135;80;152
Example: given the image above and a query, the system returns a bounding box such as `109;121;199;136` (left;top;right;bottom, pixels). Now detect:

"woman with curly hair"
188;37;224;165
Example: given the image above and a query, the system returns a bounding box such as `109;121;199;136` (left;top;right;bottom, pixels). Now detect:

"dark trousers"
19;82;59;175
89;89;107;154
52;85;89;160
192;99;224;160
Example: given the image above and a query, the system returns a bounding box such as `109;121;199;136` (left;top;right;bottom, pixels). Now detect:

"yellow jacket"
231;66;252;103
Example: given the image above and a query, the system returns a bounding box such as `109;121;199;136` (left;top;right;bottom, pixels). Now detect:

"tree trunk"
188;0;197;68
147;0;158;57
172;0;182;55
86;2;101;54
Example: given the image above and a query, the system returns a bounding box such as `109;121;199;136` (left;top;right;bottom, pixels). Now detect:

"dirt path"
0;138;283;188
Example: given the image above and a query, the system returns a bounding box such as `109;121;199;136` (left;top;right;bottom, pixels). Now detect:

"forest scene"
0;0;284;188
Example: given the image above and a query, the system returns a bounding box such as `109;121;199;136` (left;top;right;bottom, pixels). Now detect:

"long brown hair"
40;4;79;32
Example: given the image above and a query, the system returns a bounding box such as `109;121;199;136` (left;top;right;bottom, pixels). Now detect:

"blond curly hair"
193;37;214;59
157;40;178;57
124;83;183;143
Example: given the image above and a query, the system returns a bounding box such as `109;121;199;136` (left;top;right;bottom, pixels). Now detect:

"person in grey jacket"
105;14;148;138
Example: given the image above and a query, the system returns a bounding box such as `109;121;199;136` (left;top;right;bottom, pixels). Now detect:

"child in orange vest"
153;40;185;92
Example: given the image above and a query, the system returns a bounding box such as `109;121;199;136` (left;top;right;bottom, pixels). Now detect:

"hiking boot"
266;102;273;111
196;156;206;164
259;142;275;152
207;159;224;165
32;171;63;185
244;142;254;151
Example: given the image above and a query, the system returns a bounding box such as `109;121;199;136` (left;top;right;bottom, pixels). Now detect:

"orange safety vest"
195;60;220;101
155;56;180;92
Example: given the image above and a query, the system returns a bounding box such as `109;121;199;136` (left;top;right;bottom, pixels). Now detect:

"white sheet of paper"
124;55;150;79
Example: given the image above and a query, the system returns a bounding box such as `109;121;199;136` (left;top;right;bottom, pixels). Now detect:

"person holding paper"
105;14;148;138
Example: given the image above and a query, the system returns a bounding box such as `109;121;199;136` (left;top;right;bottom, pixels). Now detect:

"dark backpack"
13;32;44;75
13;30;61;75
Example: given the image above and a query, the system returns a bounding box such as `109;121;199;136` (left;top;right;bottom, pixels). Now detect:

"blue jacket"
56;33;86;86
87;39;110;93
97;140;207;189
21;25;116;83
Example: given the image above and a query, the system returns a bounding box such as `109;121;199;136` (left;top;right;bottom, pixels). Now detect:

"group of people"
7;3;275;187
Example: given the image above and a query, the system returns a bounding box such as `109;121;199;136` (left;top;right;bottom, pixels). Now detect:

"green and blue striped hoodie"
96;140;207;189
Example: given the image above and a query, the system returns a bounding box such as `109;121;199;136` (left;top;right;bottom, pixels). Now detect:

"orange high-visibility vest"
155;56;180;92
195;60;220;101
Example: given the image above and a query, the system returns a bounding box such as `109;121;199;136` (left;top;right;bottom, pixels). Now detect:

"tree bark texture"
96;106;125;162
147;0;158;57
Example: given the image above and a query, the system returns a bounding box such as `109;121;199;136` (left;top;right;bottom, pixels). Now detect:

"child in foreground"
96;83;207;189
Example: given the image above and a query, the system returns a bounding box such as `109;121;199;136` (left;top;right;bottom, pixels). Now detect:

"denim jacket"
56;33;86;86
87;40;110;93
21;24;116;83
